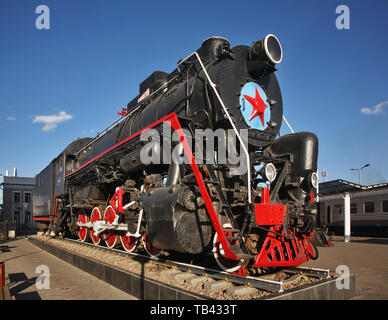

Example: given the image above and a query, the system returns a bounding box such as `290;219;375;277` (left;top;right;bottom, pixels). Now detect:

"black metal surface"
33;163;54;218
33;36;320;270
65;36;284;185
143;185;212;254
265;132;318;178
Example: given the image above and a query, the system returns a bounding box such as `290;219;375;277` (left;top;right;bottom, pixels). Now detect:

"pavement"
0;237;137;300
1;235;388;300
304;235;388;300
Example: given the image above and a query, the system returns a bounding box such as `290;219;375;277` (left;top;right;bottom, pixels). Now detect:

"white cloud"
33;110;73;131
361;101;388;115
6;116;16;121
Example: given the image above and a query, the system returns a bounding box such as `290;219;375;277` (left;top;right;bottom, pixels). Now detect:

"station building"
1;176;36;231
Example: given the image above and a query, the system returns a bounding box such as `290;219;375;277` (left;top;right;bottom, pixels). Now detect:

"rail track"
33;234;335;299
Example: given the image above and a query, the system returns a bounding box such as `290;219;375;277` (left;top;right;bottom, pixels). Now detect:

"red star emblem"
243;87;267;126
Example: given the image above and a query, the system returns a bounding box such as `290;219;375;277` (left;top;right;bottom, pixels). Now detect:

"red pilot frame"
253;188;317;267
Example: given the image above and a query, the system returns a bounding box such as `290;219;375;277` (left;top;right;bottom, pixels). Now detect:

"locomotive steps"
28;235;355;300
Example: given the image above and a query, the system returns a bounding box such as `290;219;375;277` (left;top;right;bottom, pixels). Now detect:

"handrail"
178;52;252;203
76;73;180;155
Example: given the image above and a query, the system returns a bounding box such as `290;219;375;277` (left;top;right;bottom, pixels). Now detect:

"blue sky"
1;0;387;204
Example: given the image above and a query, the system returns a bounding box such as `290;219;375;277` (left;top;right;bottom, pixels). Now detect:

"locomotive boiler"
33;34;320;273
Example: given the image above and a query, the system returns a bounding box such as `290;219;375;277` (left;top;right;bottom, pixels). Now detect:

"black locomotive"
33;34;320;273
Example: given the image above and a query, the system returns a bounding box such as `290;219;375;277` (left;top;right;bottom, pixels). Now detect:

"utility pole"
350;163;370;185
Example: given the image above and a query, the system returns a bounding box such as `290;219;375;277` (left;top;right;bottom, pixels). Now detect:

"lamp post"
350;163;370;185
321;171;327;182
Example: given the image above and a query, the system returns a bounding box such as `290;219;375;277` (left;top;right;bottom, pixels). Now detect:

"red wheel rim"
90;207;102;245
120;234;138;253
142;233;161;257
77;212;89;242
104;206;118;248
213;225;243;273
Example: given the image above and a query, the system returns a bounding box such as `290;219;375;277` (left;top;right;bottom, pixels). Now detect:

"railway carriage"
318;180;388;236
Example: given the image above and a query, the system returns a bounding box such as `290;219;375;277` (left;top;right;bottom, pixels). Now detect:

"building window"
333;204;343;215
351;203;357;214
14;192;21;203
25;211;31;223
24;192;31;204
14;211;20;224
383;201;388;213
364;202;375;213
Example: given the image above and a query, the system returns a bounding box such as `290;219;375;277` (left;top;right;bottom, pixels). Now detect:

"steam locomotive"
33;34;320;273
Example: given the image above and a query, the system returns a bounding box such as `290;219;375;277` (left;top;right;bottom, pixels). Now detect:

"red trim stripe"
33;217;51;221
65;113;178;178
166;116;239;261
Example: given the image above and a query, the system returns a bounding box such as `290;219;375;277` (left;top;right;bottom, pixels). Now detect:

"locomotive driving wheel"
212;224;244;273
90;207;103;245
77;210;90;242
142;233;161;258
103;206;119;248
120;234;138;253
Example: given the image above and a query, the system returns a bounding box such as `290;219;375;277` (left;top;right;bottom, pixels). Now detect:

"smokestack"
13;168;17;177
5;170;9;177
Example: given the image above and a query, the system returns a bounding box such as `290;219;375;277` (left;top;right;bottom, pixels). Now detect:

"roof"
319;179;388;196
2;176;36;187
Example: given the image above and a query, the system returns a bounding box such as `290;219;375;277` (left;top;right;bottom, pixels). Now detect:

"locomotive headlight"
302;171;319;192
310;172;318;189
263;163;277;183
249;34;283;65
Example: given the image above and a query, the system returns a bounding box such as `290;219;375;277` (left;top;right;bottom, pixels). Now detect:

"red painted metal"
53;190;58;218
90;207;102;245
261;187;270;204
77;213;89;242
255;203;286;226
253;226;316;267
243;87;267;125
103;206;118;248
109;188;124;214
117;107;127;116
0;264;5;287
166;116;239;262
33;217;51;221
120;235;137;252
254;187;286;226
